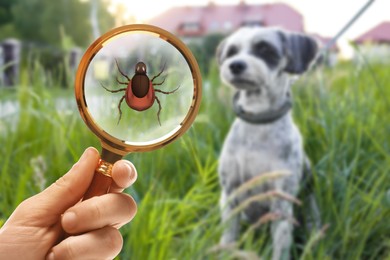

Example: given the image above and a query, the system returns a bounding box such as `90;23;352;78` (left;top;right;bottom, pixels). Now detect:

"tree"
9;0;114;87
0;0;19;39
90;0;115;40
0;0;16;26
188;33;226;75
12;0;114;47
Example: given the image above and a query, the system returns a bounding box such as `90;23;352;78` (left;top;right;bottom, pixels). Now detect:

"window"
241;20;264;27
224;21;232;30
210;21;219;31
181;22;200;32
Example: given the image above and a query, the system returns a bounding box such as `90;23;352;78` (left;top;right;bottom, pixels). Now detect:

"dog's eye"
253;42;274;56
226;46;238;58
252;42;280;68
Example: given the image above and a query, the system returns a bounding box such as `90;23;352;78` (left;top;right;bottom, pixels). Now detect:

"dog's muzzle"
227;60;258;90
230;61;247;75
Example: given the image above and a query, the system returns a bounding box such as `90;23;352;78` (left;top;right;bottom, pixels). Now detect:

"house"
148;2;340;67
354;21;390;44
353;21;390;63
148;1;304;41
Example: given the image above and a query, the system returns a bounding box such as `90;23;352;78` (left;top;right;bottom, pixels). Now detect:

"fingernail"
46;251;55;260
120;163;133;187
62;211;77;231
124;161;137;184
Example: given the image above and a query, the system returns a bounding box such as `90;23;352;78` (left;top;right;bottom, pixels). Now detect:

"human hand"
0;147;137;260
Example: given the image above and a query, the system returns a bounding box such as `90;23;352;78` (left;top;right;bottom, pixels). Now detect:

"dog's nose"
229;61;247;75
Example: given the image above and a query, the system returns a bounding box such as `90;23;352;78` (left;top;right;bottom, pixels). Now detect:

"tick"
101;60;179;125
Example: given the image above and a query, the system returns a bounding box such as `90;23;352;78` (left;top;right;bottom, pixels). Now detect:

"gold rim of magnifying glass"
75;24;202;155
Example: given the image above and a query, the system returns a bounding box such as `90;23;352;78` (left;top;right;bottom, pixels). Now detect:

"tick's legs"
100;83;126;124
116;77;128;85
100;83;127;93
115;59;131;81
152;76;166;86
117;95;126;124
155;96;162;126
151;62;166;82
154;85;180;95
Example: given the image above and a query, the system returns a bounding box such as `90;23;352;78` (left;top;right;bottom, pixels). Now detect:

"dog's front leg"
271;199;293;260
219;190;240;245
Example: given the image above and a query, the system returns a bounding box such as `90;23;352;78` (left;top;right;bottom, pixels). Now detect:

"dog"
216;26;320;260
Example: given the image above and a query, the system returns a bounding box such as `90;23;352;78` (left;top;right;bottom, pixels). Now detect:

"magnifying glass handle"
82;148;124;200
83;159;113;200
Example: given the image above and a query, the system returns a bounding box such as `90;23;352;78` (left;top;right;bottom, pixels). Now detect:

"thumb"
34;147;100;215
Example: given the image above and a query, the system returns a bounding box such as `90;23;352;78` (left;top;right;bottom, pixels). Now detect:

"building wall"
354;43;390;64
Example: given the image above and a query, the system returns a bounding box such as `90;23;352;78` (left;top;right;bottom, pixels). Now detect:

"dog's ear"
281;32;318;74
216;39;227;66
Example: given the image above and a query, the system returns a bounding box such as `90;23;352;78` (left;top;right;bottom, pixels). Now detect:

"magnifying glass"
75;24;202;199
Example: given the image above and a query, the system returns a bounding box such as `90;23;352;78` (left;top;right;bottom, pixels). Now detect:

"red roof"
310;33;339;51
148;3;304;37
354;21;390;44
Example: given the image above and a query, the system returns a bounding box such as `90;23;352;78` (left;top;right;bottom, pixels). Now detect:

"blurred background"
0;0;389;259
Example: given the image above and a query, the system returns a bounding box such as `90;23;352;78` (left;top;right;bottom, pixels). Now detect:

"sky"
108;0;389;58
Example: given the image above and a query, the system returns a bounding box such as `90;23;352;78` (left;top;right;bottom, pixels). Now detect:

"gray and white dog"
217;27;319;260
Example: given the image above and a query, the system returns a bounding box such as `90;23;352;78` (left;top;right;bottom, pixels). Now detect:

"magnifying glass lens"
75;25;201;199
84;32;194;145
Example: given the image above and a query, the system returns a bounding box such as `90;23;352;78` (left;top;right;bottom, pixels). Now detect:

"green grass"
1;58;389;260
